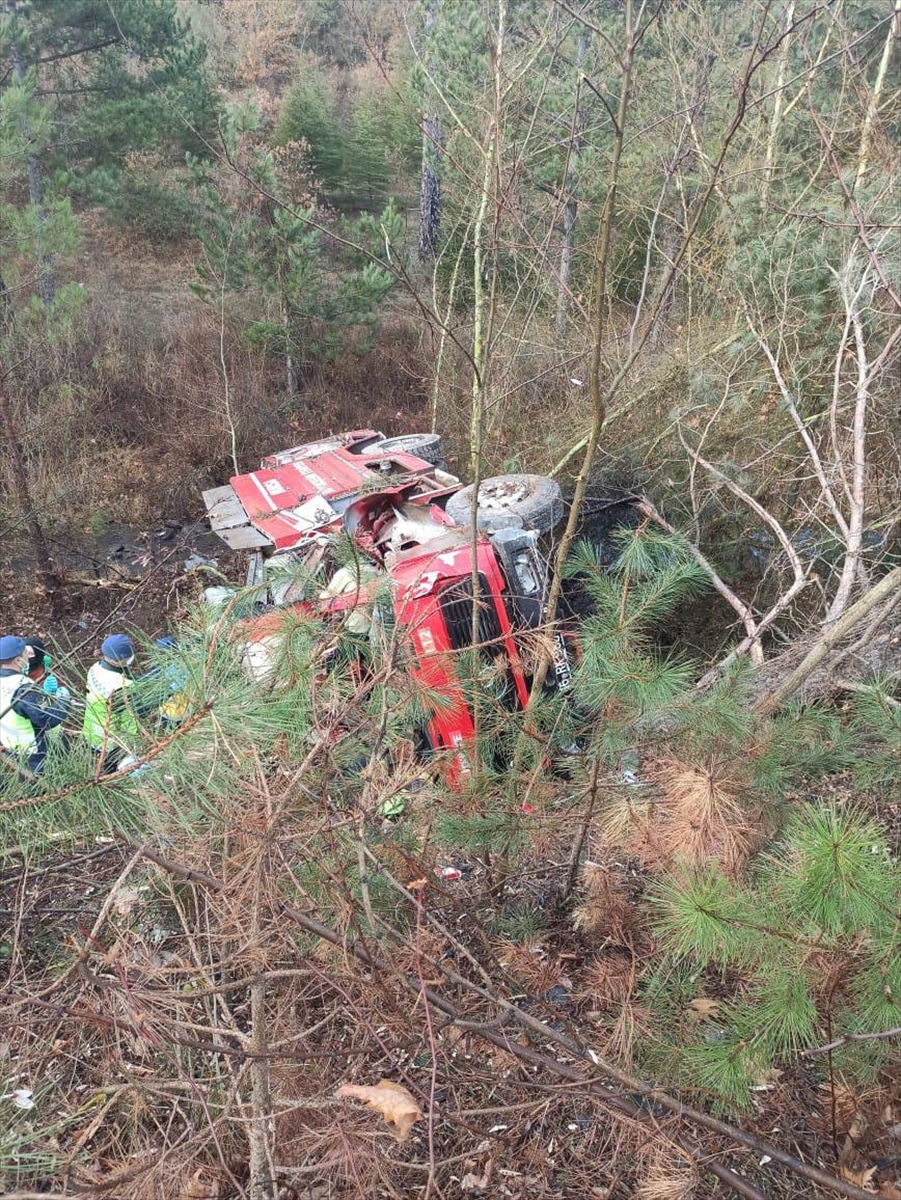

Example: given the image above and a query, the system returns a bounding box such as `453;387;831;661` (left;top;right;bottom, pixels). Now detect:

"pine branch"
0;701;215;814
27;36;123;66
803;1026;901;1056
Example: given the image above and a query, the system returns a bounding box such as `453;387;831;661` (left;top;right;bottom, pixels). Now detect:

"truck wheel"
446;474;564;535
346;434;387;454
375;433;445;466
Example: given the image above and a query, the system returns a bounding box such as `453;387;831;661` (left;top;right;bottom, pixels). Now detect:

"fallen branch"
120;836;225;891
804;1025;901;1057
280;902;876;1200
87;825;870;1198
754;567;901;713
14;829;874;1199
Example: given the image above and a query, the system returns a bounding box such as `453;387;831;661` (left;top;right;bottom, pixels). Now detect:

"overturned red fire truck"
203;430;575;773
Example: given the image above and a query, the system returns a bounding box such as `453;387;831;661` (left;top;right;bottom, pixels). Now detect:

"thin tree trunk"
247;792;275;1200
0;275;12;327
0;371;61;612
555;30;587;340
825;272;871;622
528;0;638;701
419;0;442;260
468;0;506;760
762;0;796;207
429;227;468;432
282;299;300;405
646;220;681;351
248;976;274;1200
7;10;56;307
853;0;900;194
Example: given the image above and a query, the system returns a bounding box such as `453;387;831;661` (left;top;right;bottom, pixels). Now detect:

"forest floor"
3;804;899;1199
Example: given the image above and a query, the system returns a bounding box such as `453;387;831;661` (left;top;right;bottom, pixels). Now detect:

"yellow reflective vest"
82;661;140;752
0;671;36;753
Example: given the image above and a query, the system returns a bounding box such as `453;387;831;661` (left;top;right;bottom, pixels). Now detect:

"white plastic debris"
3;1088;35;1110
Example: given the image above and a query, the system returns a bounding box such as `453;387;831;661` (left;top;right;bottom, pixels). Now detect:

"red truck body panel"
229;445;457;551
390;534;530;779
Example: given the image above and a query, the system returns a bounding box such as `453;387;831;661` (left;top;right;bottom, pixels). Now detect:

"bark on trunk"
419;0;442;260
555;31;587;340
248;977;275;1200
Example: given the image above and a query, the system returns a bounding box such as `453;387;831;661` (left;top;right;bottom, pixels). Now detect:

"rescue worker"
83;633;156;772
24;637;51;683
23;636;72;699
154;635;191;729
0;635;69;774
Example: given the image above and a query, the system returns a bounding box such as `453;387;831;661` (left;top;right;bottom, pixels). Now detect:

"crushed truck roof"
203;430;461;552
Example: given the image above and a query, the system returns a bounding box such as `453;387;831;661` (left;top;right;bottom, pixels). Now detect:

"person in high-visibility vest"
0;635;69;774
83;634;156;771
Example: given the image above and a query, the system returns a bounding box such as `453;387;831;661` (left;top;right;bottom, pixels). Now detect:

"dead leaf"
114;887;139;916
877;1184;901;1200
183;1167;223;1199
687;997;721;1019
406;877;429;892
750;1066;783;1089
336;1079;422;1141
838;1163;877;1191
461;1157;493;1191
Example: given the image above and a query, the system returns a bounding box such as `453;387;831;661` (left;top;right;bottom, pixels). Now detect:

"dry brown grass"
2;254;433;540
634;1143;700;1199
599;757;758;876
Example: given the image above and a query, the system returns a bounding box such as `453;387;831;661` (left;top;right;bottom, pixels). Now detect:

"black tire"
375;433;445;466
445;474;564;535
346;434;388;454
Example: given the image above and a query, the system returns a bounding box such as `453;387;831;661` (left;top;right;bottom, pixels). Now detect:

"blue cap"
101;634;135;664
0;635;28;661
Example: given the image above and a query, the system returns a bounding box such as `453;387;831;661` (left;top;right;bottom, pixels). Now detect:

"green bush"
105;170;200;244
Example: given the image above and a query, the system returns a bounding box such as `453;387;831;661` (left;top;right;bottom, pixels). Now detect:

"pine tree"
274;71;344;196
1;0;216;291
191;106;397;392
